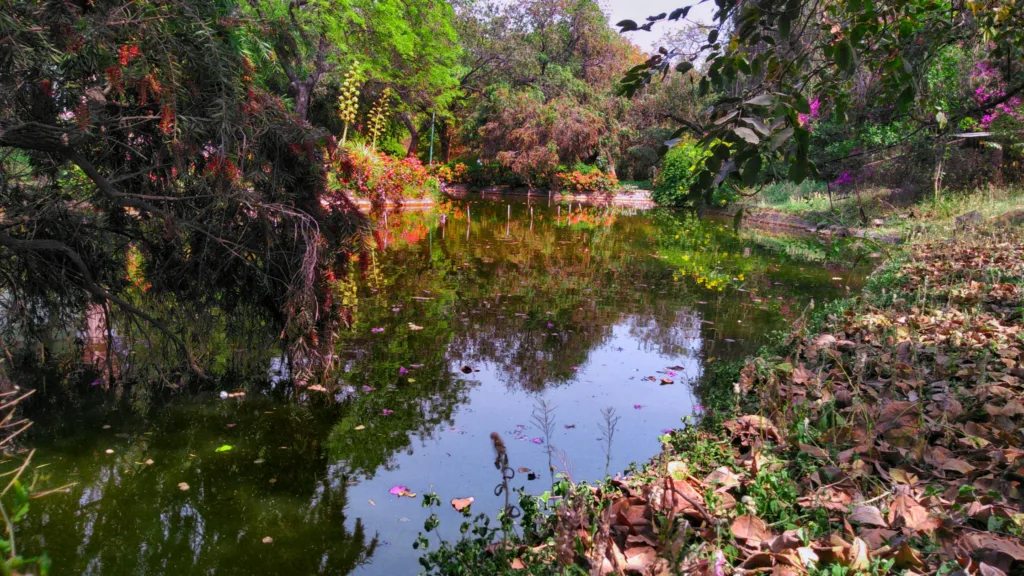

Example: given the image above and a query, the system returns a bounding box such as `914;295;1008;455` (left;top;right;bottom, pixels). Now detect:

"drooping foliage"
0;0;364;379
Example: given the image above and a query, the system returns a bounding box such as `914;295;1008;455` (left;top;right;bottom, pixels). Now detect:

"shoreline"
419;201;1024;575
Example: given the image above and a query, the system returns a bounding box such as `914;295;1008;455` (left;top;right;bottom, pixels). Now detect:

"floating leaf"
389;485;416;498
215;445;233;453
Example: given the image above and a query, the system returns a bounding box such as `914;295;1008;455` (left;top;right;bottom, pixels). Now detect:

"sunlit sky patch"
599;0;715;52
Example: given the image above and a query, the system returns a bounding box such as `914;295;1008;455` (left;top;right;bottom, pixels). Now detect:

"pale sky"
598;0;715;53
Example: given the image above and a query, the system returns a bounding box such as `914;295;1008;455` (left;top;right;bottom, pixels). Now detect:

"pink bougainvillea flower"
389;485;416;498
633;404;644;410
398;366;409;376
546;322;554;328
661;428;675;435
714;550;727;576
381;409;394;416
362;385;375;392
371;327;385;333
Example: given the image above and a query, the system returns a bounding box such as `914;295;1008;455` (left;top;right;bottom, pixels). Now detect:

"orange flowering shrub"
430;162;469;184
332;144;440;201
553;169;618;194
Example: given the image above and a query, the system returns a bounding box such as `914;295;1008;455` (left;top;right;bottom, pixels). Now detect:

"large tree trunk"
294;82;312;123
401;113;419;157
439;120;452;163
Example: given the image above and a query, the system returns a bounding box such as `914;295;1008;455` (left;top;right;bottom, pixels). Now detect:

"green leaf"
897;85;916;111
779;15;792;38
714;110;740;125
675;61;694;73
742;117;770;135
834;39;855;73
744;94;774;106
733;127;760;145
742;155;762;185
770;127;794;150
668;7;691;20
215;444;233;452
788;156;807;183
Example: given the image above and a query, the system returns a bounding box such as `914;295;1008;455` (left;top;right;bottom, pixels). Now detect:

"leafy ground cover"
419;216;1024;575
747;185;1024;236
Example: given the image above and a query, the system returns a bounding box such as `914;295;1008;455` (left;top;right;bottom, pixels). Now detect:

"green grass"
747;181;1024;234
617;179;653;191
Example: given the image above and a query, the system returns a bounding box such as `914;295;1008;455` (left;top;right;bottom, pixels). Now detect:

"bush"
332;144;440;200
430;161;469;184
553;168;618;193
652;140;709;206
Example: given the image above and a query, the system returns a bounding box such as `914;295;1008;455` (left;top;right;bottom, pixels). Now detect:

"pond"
16;197;868;575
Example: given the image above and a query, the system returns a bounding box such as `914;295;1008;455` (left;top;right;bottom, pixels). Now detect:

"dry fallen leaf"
731;515;770;544
850;504;888;528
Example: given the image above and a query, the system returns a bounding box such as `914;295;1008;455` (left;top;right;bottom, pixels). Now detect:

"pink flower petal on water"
389;485;409;495
571;366;579;371
381;409;395;416
371;327;385;334
398;366;409;376
362;385;375;392
531;437;544;445
633;404;644;409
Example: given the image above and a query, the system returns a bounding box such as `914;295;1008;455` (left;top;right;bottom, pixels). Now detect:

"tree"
243;0;462;147
451;0;642;179
618;0;1024;203
0;0;364;379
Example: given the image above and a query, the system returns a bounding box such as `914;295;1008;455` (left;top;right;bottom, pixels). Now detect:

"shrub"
430;161;469;184
332;144;440;201
652;140;709;206
552;168;618;193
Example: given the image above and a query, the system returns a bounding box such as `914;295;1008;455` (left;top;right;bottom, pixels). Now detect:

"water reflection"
18;199;865;575
21;397;376;574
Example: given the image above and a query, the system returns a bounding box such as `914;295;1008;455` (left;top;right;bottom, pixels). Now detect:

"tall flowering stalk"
337;64;362;146
367;87;392;151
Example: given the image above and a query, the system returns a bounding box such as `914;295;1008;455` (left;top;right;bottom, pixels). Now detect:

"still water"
18;198;865;574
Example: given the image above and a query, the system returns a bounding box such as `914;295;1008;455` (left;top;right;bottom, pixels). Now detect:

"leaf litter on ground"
510;226;1024;575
